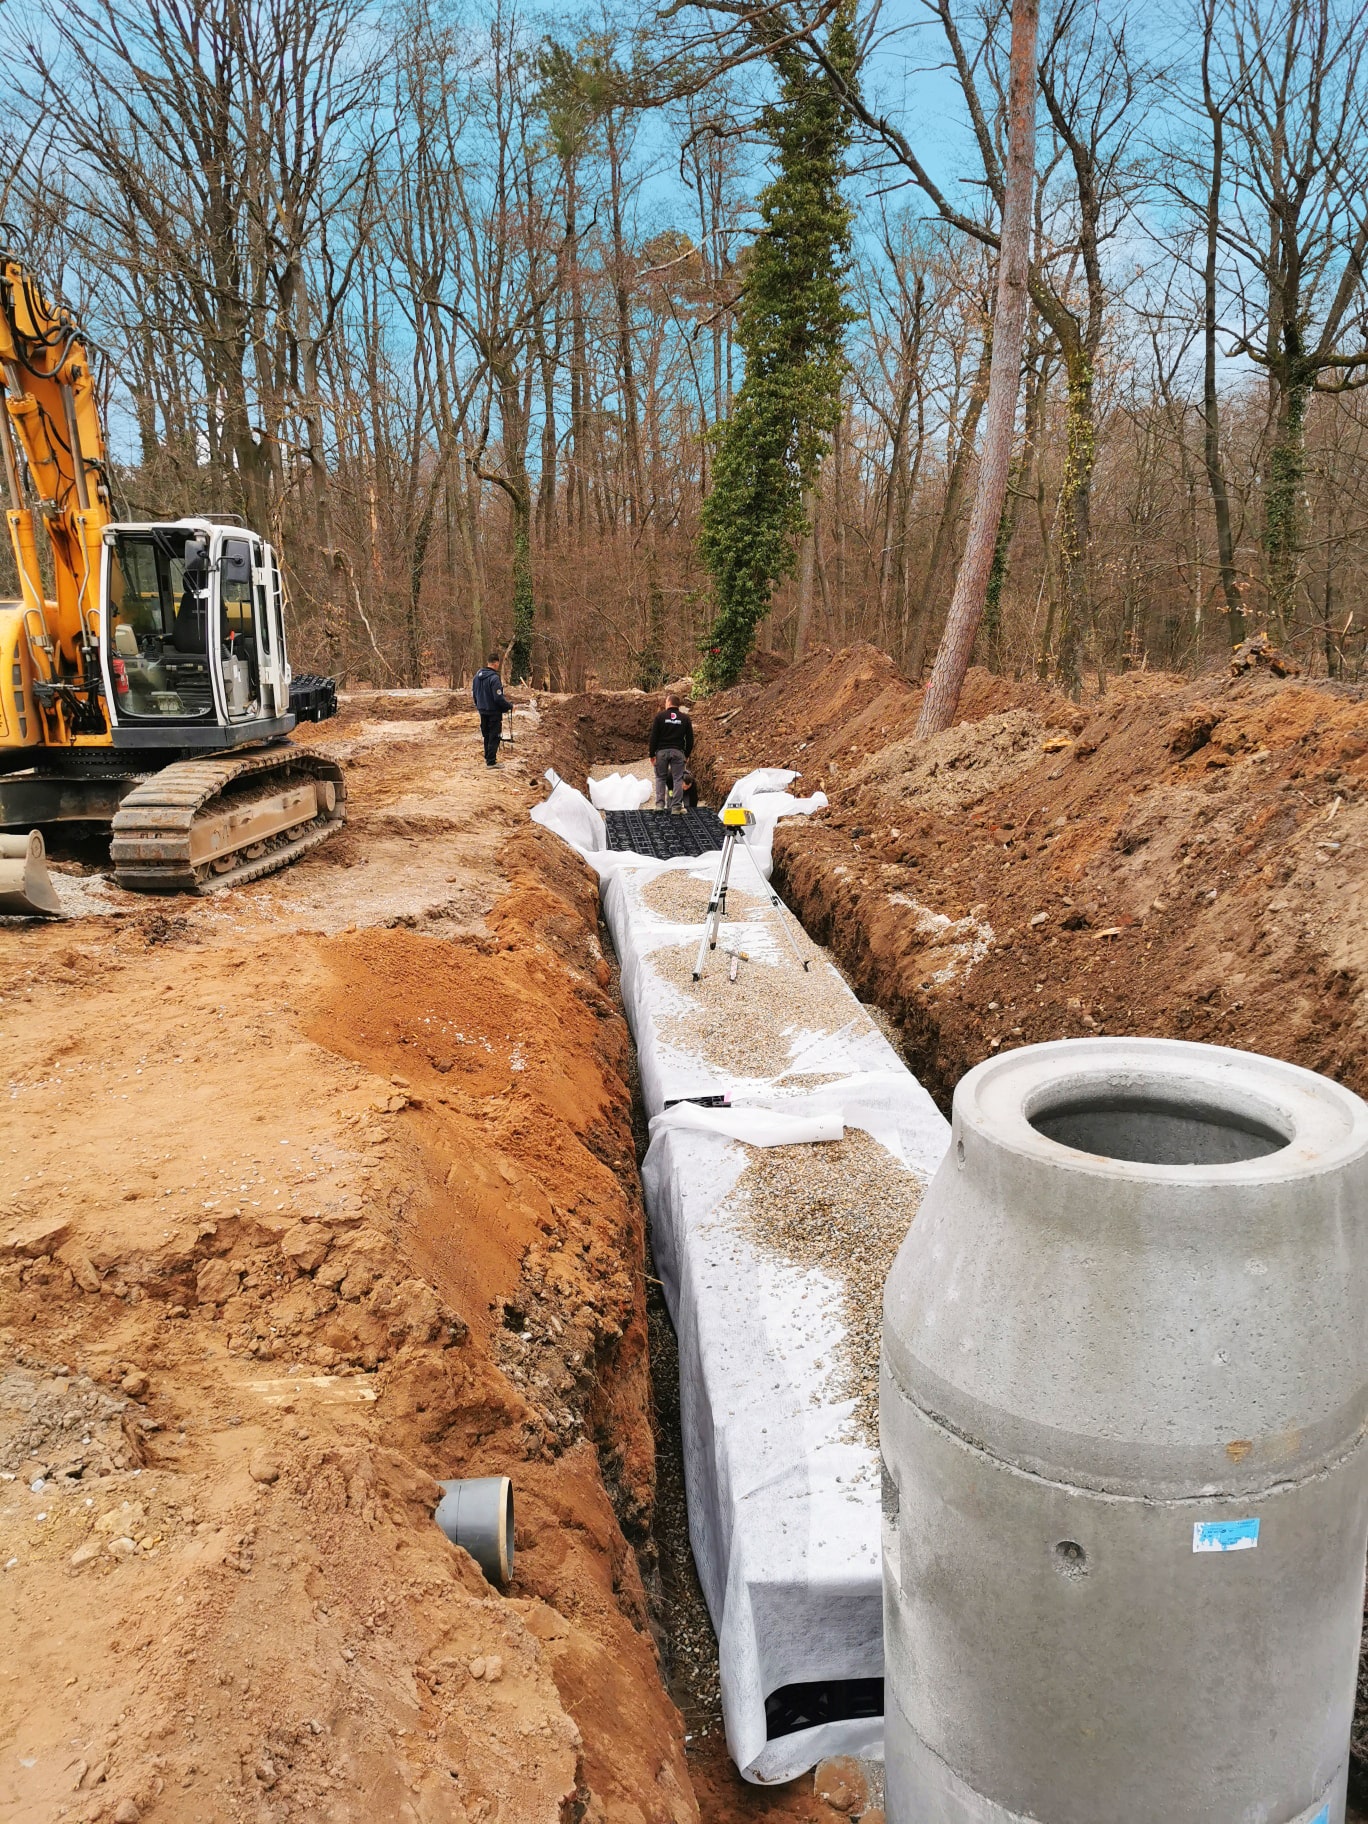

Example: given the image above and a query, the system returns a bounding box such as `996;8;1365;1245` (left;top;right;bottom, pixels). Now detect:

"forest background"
7;0;1368;693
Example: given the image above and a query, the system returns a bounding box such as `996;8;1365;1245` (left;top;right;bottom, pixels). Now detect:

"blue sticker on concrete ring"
1193;1517;1260;1553
1310;1805;1330;1824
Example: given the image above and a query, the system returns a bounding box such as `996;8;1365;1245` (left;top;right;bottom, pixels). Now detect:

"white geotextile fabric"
531;776;606;852
587;770;653;811
531;767;828;880
531;774;950;1784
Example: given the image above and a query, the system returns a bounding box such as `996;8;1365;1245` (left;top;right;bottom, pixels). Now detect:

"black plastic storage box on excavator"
605;807;724;860
289;675;338;722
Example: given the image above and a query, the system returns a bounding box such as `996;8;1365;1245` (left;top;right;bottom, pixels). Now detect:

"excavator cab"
100;518;293;744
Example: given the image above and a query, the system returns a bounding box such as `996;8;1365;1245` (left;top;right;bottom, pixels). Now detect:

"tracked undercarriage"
109;747;345;893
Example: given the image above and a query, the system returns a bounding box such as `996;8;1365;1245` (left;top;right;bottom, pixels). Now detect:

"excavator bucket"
0;830;63;918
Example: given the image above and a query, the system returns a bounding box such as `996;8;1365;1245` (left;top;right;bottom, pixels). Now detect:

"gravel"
639;868;764;927
727;1131;923;1447
647;889;875;1080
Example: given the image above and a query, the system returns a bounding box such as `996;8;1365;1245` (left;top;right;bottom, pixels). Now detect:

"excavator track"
110;747;346;895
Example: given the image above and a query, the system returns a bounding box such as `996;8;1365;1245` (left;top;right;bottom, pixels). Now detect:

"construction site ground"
3;656;1367;1820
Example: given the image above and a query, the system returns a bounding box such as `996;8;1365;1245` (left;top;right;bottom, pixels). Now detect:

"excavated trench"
594;891;887;1824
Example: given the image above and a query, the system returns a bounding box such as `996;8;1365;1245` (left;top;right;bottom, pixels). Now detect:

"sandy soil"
0;701;691;1824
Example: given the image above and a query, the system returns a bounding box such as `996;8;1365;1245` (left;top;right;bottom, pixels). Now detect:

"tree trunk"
637;546;667;690
1265;379;1308;637
981;330;1045;672
793;482;819;658
1199;35;1245;646
490;353;536;682
1053;351;1095;697
406;484;438;685
906;339;991;677
917;0;1039;738
510;493;534;682
568;175;589;540
453;449;486;673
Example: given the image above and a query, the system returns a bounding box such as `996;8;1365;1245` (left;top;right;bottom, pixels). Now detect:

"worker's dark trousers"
654;747;686;805
479;711;503;765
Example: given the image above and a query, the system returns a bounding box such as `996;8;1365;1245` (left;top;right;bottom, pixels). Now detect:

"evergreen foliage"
697;5;857;690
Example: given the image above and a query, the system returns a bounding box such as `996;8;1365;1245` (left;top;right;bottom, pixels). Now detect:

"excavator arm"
0;251;112;746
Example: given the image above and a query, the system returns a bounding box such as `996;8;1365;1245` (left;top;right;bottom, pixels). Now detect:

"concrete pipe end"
884;1035;1368;1494
956;1035;1368;1185
434;1476;515;1587
881;1038;1368;1823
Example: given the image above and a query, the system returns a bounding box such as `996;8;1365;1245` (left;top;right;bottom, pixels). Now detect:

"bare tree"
1214;0;1368;635
918;0;1040;736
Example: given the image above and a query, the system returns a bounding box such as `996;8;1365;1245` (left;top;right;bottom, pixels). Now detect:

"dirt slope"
0;701;690;1824
684;644;1368;1110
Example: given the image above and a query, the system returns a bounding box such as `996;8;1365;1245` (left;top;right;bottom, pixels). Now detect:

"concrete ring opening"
1026;1083;1292;1166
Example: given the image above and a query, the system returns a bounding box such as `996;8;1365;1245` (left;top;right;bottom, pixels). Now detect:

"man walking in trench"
648;690;693;813
472;652;512;768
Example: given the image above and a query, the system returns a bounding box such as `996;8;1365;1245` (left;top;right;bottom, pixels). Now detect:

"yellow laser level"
692;805;811;982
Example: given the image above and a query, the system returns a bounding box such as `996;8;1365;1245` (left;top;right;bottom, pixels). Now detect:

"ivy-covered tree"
697;4;856;690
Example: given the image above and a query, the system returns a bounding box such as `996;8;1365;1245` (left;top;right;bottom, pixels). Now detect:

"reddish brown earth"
0;700;689;1824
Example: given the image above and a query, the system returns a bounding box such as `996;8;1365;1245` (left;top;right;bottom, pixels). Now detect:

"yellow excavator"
0;251;345;914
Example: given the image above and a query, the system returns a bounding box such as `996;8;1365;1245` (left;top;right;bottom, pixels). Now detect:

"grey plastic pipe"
434;1476;514;1586
882;1036;1368;1824
0;830;62;918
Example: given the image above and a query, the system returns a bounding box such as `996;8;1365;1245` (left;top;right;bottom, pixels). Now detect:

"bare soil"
0;702;690;1824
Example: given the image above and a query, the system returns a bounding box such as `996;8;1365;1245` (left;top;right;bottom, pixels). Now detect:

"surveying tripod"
692;806;813;982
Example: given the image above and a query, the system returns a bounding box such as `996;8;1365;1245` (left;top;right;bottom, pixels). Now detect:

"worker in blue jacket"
472;653;512;767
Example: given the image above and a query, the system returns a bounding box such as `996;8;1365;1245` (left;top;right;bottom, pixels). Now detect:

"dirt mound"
334;689;464;728
689;644;1063;803
540;692;660;791
849;706;1070;816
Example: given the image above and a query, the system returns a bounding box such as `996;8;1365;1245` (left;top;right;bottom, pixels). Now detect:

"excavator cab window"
106;532;214;722
218;537;260;718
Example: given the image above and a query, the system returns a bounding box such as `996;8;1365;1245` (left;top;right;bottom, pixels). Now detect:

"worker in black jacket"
648;691;694;813
472;654;512;767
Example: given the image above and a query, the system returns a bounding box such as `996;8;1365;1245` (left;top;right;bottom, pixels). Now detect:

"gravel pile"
650;935;874;1079
728;1131;922;1447
0;1361;145;1479
640;868;765;927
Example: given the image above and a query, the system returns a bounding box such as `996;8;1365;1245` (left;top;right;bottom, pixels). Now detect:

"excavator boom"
0;256;109;732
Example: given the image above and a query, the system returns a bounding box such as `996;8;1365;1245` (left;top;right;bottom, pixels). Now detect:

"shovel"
0;830;63;918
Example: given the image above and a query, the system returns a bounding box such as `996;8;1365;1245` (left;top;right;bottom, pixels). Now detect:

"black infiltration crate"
604;807;725;859
290;675;339;722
